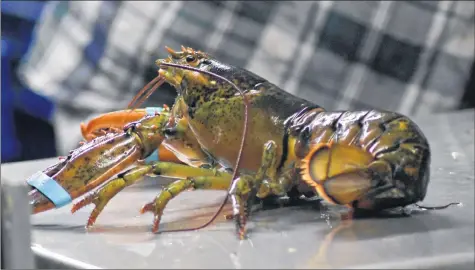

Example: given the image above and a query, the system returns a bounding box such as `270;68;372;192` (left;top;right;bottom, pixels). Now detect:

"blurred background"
2;0;474;163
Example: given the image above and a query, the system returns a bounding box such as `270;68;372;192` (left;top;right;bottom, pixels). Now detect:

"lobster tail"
299;143;374;205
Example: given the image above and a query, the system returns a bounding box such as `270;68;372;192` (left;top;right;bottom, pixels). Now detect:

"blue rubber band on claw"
146;107;163;116
27;171;72;208
144;149;160;163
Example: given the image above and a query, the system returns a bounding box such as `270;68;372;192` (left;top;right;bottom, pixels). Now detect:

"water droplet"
451;152;461;160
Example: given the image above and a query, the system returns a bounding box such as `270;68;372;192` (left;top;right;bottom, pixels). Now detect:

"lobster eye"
186;55;196;63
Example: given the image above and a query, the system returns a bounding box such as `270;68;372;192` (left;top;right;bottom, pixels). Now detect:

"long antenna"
127;75;165;110
157;62;250;233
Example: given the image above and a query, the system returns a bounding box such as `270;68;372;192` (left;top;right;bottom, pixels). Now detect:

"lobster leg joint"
72;161;233;230
229;140;284;239
71;165;155;227
141;175;232;233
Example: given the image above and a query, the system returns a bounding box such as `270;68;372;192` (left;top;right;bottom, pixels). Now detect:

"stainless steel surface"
1;109;474;269
32;244;101;269
1;177;35;269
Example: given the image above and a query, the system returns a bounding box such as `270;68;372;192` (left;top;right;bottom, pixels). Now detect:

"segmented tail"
299;143;375;206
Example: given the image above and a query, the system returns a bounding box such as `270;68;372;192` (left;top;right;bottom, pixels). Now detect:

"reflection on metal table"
1;109;474;269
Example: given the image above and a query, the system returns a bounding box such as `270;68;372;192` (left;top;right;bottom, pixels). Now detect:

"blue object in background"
1;1;56;162
1;56;21;161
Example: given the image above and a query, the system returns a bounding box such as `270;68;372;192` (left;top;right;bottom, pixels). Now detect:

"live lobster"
27;46;460;239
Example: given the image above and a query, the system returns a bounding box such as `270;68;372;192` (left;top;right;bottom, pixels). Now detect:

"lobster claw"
27;132;144;214
27;107;179;215
79;107;181;163
81;105;169;141
80;108;157;141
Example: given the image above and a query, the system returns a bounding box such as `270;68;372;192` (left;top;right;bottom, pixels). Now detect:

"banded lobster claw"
27;107;176;214
79;106;180;163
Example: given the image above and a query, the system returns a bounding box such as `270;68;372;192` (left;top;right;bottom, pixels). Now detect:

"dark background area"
7;62;474;163
2;1;474;164
461;64;475;110
2;0;58;163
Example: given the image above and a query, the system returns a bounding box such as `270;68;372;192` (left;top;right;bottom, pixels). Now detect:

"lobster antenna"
414;202;462;210
83;75;163;141
129;76;164;111
105;73;164;144
127;75;165;111
157;62;250;234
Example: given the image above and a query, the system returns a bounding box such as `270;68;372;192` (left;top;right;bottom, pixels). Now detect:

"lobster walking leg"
142;140;287;237
72;161;232;229
229;140;285;239
141;175;232;233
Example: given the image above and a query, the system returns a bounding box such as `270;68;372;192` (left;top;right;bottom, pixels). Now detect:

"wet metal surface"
2;109;474;269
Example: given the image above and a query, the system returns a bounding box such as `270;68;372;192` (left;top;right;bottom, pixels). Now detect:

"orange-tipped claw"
80;108;183;164
80;109;149;141
28;107;185;220
139;202;162;233
71;192;103;228
71;194;95;214
140;202;154;215
72;195;99;228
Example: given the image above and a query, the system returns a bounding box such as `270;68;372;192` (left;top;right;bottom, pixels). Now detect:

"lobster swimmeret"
27;46;460;239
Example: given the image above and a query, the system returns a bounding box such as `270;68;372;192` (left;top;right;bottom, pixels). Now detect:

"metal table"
2;109;474;269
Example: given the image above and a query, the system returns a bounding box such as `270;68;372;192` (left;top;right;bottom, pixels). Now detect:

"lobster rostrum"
27;46;460;239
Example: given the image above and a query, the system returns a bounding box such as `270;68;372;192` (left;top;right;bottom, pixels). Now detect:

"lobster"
27;46;460;239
